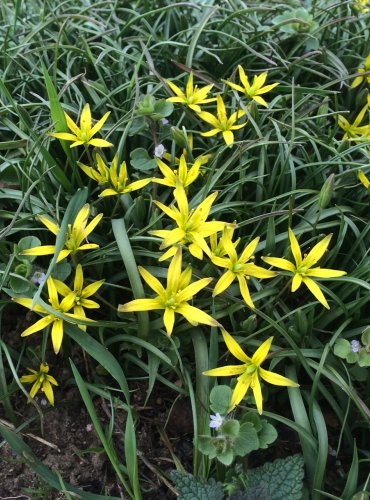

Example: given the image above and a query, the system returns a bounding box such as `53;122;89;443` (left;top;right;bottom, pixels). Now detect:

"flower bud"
170;126;188;148
318;173;335;209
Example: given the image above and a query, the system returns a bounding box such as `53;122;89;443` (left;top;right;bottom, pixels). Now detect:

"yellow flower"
353;0;370;14
118;248;220;335
78;154;110;185
149;185;225;261
358;169;370;189
13;277;86;354
212;235;276;308
224;65;279;107
21;204;103;263
20;362;58;406
53;264;104;331
165;72;216;113
203;329;299;414
49;103;113;148
198;95;246;146
207;223;239;260
338;105;369;142
153;153;202;190
262;229;347;309
96;154;152;197
351;54;370;88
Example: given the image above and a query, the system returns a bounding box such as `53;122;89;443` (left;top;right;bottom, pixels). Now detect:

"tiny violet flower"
31;271;46;286
209;413;224;429
161;118;169;125
154;144;166;158
351;340;361;353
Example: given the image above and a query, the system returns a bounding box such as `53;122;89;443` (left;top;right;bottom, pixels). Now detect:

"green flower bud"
170;126;188;148
318;173;335;209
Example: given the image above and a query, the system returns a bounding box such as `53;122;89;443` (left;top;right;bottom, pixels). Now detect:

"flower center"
232;262;244;274
165;294;179;310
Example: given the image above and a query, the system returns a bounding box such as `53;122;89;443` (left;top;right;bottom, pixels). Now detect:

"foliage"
0;0;369;498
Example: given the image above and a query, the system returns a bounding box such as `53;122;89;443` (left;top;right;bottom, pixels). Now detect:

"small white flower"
154;144;166;159
31;271;46;285
351;339;361;353
209;413;224;429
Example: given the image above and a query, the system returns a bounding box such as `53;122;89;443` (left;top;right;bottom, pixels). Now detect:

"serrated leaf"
246;454;305;500
171;470;223;500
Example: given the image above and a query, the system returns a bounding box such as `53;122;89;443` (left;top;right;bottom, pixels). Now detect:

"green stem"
111;218;149;340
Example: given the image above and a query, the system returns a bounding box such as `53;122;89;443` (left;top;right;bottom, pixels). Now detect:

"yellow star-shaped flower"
198;95;246;146
49;103;112;148
119;248;220;335
149;185;225;261
224;65;279;107
21;204;103;263
212;235;276;308
20;362;58;406
338;105;369;142
203;329;299;414
262;229;346;309
165;72;216;113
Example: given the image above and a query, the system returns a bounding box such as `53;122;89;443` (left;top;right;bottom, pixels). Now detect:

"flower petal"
138;266;165;295
163;308;175;335
119;298;162;312
262;256;295;272
203;365;246;377
221;328;251;363
259;367;299;387
51;319;64;354
288;228;302;266
176;303;220;327
252;337;273;366
212;270;235;297
302;277;330;309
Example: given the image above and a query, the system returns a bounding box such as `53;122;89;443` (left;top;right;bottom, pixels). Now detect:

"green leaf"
198;436;217;458
210;384;232;414
358;350;370;367
246;454;305;500
222;419;240;438
257;420;278;449
333;339;352;359
171;470;223;500
216;447;234;466
130;148;157;171
153;100;174;118
233;422;259;456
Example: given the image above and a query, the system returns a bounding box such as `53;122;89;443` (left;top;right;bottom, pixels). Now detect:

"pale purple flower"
351;340;361;353
154;144;166;159
31;271;46;286
209;413;224;429
161;118;169;125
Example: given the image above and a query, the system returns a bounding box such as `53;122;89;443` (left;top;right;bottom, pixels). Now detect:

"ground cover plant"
0;0;369;498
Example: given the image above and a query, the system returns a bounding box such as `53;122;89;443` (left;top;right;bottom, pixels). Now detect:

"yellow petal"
21;245;56;257
252;95;268;107
222;130;234;145
237;274;255;309
303;234;332;268
176;304;220;327
51;319;64;354
178;277;213;302
80;103;92;133
118;298;162;312
302;277;330;309
203;365;246;377
252;337;273;366
230;375;251;410
163;308;175;335
167;248;182;292
262;256;295;272
305;268;346;278
251;372;263;414
288;228;302;266
42;379;55;405
21;314;54;337
29;380;42;399
239;237;259;263
88;138;113;148
48;132;78;142
291;273;303;292
89;111;111;138
138;266;165;295
259;367;299;387
212;270;235;297
221;328;250;363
